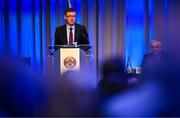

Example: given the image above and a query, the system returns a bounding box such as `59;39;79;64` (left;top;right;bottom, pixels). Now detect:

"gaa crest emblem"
64;56;76;69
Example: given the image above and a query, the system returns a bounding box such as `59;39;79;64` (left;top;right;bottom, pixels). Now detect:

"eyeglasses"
152;46;160;49
66;15;76;18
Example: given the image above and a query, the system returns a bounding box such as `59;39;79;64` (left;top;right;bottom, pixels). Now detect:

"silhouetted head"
102;57;125;77
99;57;128;95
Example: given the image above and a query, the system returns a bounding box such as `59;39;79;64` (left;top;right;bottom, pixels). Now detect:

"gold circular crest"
64;56;76;69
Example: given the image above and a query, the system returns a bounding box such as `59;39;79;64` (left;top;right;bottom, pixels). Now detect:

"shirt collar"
66;24;75;30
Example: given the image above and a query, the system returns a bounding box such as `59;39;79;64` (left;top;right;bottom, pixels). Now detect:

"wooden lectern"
54;46;89;76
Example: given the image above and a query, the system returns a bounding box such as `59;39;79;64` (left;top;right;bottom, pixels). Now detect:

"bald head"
151;40;162;55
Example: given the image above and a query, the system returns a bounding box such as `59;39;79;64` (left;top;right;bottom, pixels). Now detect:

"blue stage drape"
1;0;180;77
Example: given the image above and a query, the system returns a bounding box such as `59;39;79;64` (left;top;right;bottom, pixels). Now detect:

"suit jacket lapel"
75;24;78;43
63;25;68;44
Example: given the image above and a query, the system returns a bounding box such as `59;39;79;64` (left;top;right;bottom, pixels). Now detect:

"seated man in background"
141;40;168;80
141;40;163;66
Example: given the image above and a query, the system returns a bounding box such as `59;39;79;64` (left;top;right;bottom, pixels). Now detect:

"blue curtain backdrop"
0;0;180;79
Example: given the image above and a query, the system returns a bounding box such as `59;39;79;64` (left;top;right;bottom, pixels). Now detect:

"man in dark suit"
54;8;90;51
141;40;168;80
141;40;164;67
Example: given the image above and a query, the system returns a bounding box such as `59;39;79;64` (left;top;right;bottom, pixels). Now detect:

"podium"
52;45;91;76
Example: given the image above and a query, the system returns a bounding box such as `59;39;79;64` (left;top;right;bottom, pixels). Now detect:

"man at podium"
54;8;90;50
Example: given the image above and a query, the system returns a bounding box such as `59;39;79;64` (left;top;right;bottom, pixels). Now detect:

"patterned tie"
69;27;73;44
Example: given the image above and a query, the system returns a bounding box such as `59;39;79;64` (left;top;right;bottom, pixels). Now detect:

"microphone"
67;0;72;8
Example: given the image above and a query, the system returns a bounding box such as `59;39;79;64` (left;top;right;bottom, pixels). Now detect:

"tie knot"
69;27;73;31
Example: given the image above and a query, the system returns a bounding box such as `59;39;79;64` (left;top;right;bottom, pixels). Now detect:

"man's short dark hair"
64;8;76;15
